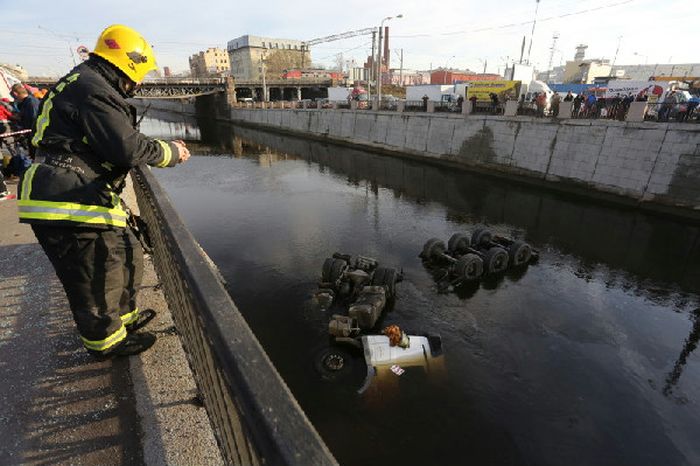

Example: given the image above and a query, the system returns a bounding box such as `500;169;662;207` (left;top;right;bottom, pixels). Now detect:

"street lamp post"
377;14;403;105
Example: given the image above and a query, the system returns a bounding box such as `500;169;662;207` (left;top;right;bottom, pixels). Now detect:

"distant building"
389;69;429;86
563;58;611;84
227;35;311;81
189;48;230;78
430;69;501;84
610;63;700;81
281;69;342;80
350;67;369;84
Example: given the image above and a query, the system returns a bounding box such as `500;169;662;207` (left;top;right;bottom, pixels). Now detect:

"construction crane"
301;27;377;69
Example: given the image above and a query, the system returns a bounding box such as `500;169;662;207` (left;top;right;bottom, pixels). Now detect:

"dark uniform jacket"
18;56;179;229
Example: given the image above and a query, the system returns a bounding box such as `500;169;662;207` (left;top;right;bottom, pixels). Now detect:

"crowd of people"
0;83;43;200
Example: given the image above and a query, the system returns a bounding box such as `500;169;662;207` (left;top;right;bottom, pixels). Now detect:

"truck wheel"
312;345;360;382
448;233;470;254
372;267;398;298
454;253;483;281
422;238;446;261
508;241;533;266
329;259;348;282
471;227;493;248
483;247;509;274
422;238;441;260
322;258;335;282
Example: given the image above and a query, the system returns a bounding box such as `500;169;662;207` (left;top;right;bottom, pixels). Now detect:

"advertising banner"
466;80;521;101
604;80;668;100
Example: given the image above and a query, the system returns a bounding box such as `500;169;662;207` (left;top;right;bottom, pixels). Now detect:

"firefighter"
17;24;191;359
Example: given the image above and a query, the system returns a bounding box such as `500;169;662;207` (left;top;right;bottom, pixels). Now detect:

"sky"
1;0;698;77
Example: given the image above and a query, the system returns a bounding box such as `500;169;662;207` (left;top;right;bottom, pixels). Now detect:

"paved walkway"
0;177;222;465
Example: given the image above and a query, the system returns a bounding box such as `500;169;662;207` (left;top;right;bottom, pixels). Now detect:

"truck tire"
454;253;483;281
329;258;348;282
420;238;441;261
508;240;533;266
322;257;335;282
422;238;446;261
471;227;493;248
482;246;509;274
312;345;360;383
371;267;398;298
448;233;471;254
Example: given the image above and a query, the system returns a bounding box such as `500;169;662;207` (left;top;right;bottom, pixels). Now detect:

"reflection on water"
146;115;700;466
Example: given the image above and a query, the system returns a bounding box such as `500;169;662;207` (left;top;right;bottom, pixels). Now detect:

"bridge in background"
25;76;333;101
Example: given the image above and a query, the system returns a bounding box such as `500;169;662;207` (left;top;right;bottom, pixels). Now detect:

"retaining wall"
229;108;700;216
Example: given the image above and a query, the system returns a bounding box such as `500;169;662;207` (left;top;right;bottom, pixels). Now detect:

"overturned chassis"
318;253;401;331
323;333;444;394
315;253;443;393
421;228;539;286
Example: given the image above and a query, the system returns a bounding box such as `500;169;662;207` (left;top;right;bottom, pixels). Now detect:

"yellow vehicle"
465;80;521;102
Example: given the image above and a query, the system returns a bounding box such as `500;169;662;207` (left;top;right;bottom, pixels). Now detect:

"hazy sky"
1;0;697;77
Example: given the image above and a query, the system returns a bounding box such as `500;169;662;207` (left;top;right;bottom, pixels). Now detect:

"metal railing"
642;101;700;123
132;166;337;466
228;97;700;124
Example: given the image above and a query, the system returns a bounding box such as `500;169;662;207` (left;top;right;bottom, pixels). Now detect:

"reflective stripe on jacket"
18;56;180;229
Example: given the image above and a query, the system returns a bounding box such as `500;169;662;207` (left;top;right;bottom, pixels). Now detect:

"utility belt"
40;150;109;179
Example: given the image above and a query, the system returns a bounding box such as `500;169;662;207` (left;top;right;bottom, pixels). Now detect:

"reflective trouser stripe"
155;140;172;167
32;72;80;147
81;324;127;352
18;201;127;227
121;307;140;326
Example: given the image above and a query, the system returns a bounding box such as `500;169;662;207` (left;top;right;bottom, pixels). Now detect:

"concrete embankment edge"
123;178;223;466
225;108;700;222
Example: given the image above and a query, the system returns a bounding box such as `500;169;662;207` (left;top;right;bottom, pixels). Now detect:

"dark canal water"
143;114;700;466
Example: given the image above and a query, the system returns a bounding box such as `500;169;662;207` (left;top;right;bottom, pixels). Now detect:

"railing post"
397;101;405;113
426;101;435;113
626;101;648;122
504;100;519;117
558;101;573;119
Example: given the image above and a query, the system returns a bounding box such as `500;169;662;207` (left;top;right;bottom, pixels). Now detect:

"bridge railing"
132;166;337;466
142;77;227;85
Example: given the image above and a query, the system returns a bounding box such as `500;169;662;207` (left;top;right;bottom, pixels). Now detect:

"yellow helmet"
92;24;157;83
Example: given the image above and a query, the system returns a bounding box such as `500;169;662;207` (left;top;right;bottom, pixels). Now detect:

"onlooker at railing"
489;92;499;114
469;95;477;113
10;84;40;131
687;96;700;122
564;91;573;102
422;94;429;112
585;93;598;119
457;95;464;112
535;92;547;117
551;93;561;117
573;94;583;118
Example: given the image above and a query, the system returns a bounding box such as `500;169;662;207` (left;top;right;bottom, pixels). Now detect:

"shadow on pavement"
0;243;144;466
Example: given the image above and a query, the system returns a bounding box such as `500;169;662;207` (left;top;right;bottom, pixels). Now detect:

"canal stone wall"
229;108;700;217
